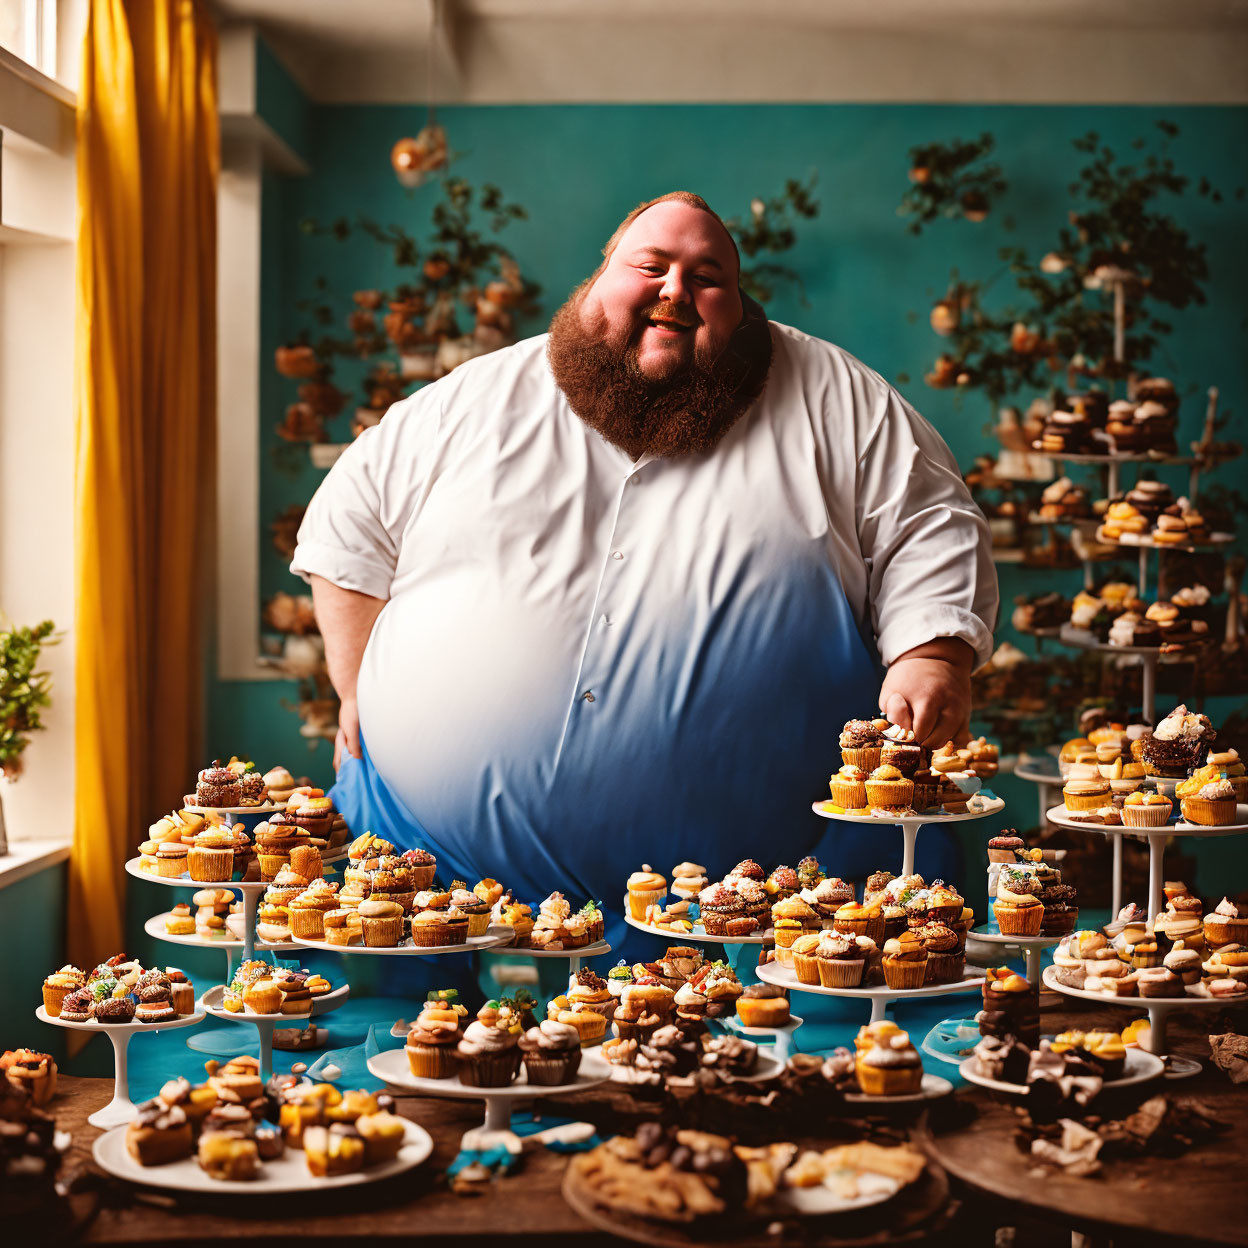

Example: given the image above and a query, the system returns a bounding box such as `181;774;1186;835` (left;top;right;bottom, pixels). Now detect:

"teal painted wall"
3;864;68;1062
207;102;1248;896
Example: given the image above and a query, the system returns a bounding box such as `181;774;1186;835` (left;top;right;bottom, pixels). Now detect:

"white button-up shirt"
291;324;996;902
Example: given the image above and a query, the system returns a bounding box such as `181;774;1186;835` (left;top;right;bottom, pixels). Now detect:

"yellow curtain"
69;0;218;966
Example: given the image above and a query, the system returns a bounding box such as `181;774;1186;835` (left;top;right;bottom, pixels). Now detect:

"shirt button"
582;690;595;702
611;550;623;560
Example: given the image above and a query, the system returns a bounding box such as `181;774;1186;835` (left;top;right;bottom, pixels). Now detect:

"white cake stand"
622;910;770;946
143;911;289;982
198;983;349;1079
489;938;613;976
756;960;984;1025
367;1046;608;1132
1041;965;1246;1076
1011;753;1066;835
811;796;1006;879
36;1005;205;1127
125;858;273;963
1045;804;1248;920
965;927;1064;983
842;1072;955;1105
721;1013;805;1062
290;925;513;957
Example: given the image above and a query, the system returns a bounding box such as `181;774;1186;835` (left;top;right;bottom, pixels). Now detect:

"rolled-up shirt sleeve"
856;386;998;668
290;384;445;599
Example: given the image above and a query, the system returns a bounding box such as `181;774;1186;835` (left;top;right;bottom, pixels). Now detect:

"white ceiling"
212;0;1248;104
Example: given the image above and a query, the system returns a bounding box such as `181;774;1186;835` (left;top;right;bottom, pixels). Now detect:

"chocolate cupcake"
839;718;886;771
196;761;241;808
95;996;137;1024
699;885;744;935
987;833;1025;864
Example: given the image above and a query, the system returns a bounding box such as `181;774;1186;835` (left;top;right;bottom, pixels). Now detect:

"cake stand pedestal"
1041;966;1243;1078
1012;753;1065;835
965;927;1063;984
290;926;513;958
811;797;1006;880
1046;804;1248;921
756;960;984;1027
367;1046;608;1134
36;1006;205;1127
623;905;770;979
198;983;349;1078
721;1013;804;1063
125;858;273;963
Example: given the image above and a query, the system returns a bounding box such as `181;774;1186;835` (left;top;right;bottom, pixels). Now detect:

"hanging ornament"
391;0;449;189
929;299;960;336
391;124;448;189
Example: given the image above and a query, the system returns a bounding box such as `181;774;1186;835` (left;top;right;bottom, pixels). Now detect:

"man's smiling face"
580;200;744;381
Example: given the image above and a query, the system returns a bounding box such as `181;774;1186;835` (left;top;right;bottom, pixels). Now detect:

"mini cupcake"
839;718;886;771
764;864;799;901
880;724;924;777
399;847;437;889
612;978;673;1044
288;878;340;940
854;1021;923;1096
450;887;491;937
735;982;790;1028
771;896;820;958
567;969;617;1024
42;966;85;1017
411;906;469;948
815;930;874;987
518;1019;582;1086
789;933;823;985
1063;779;1111;812
186;828;236;882
359;898;405;947
986;833;1025;864
1122;790;1173;828
626;867;667;920
834;898;886;945
917;922;963;982
456;1004;522;1087
865;765;914;812
699;885;744;935
406;997;467;1078
993;884;1044;936
1179;778;1237;827
829;764;868;809
882;930;928;989
1205;898;1248;949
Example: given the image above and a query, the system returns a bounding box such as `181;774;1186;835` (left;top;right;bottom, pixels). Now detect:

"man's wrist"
892;637;974;672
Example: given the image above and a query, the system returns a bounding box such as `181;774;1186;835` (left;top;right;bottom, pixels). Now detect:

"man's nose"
658;268;692;305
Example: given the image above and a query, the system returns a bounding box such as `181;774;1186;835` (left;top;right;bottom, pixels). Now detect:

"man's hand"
879;638;975;749
334;696;363;772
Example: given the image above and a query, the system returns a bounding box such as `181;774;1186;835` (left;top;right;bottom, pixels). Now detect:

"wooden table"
55;1074;604;1246
925;998;1248;1248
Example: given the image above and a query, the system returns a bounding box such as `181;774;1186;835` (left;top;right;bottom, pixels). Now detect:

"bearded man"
292;192;997;937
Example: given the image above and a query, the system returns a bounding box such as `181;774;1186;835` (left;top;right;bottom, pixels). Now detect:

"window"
0;0;56;78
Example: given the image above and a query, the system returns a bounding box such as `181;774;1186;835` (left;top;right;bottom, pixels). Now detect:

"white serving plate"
959;1046;1163;1095
182;803;285;816
770;1177;904;1216
36;1005;204;1035
965;928;1063;948
621;897;771;945
367;1045;609;1097
144;912;290;952
1044;804;1248;836
125;858;273;891
842;1072;954;1104
756;960;984;1001
199;982;349;1021
92;1115;433;1194
811;795;1005;824
1040;964;1243;1008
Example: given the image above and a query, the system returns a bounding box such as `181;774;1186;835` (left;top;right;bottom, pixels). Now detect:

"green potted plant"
0;616;57;853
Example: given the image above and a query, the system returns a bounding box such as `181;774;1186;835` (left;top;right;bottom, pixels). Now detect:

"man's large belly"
355;557;886;905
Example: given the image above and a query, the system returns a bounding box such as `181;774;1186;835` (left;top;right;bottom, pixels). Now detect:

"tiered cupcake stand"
36;1005;206;1128
367;1045;610;1134
964;927;1062;984
1045;802;1248;923
810;796;1006;880
197;982;351;1080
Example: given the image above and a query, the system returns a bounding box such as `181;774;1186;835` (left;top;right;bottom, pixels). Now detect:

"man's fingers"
910;698;941;746
880;691;911;731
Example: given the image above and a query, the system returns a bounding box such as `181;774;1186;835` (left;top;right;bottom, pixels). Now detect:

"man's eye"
638;265;663;276
694;275;719;287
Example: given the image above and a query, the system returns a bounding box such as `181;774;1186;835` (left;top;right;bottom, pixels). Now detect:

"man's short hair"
598;191;741;277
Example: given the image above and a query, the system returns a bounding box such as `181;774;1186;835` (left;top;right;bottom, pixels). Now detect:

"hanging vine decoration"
724;174;820;305
898;133;1007;235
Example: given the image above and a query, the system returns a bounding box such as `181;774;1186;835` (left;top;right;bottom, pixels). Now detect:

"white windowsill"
0;837;71;890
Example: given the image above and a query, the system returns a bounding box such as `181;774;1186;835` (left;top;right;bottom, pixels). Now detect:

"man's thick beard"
546;287;773;459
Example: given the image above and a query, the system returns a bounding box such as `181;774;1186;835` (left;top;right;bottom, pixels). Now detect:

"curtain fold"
69;0;218;966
